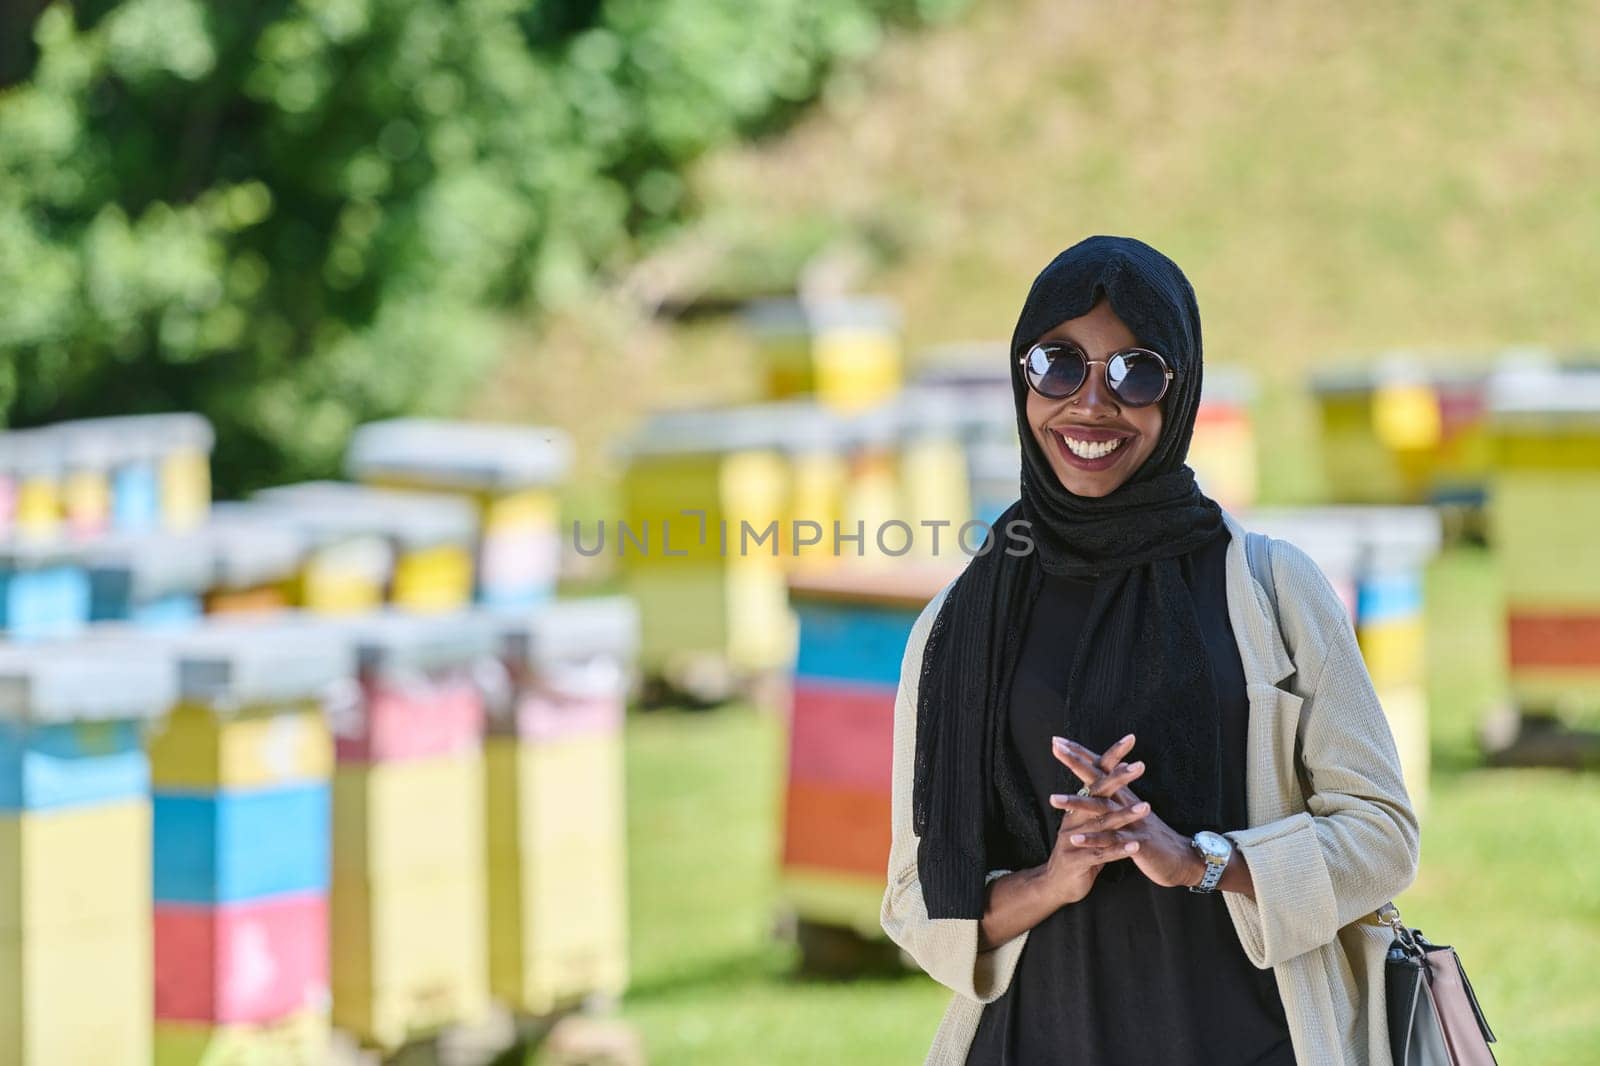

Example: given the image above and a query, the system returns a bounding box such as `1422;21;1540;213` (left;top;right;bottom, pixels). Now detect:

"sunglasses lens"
1108;351;1169;406
1024;344;1086;398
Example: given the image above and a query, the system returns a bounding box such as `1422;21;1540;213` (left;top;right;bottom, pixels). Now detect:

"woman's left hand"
1048;736;1205;890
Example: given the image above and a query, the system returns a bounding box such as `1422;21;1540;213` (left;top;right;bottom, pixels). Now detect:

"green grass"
618;708;949;1065
616;547;1600;1064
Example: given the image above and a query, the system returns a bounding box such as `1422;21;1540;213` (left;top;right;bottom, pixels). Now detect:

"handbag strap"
1243;528;1400;932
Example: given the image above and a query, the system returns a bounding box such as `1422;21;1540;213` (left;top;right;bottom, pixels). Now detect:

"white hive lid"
346;419;574;490
0;641;177;723
1487;360;1600;423
493;596;640;670
741;295;901;336
158;617;358;705
83;532;216;599
252;481;478;548
624;402;838;458
202;503;310;590
347;609;500;675
60;413;215;460
1242;508;1366;584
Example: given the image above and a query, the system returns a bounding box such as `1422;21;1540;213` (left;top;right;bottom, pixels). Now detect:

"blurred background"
1;0;1598;1063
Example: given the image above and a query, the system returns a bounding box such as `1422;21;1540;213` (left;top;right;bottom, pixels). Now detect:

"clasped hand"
1041;734;1207;904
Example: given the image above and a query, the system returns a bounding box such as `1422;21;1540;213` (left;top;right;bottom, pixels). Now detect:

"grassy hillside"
689;0;1600;361
473;0;1600;500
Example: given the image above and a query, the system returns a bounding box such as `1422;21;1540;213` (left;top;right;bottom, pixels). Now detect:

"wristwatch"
1188;830;1232;894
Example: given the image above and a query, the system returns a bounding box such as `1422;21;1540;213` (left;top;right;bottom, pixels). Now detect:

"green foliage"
0;0;965;493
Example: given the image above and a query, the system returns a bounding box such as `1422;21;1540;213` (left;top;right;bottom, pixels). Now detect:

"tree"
0;0;965;494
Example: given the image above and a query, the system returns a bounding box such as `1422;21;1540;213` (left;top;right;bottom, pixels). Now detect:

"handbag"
1378;902;1498;1065
1242;531;1499;1066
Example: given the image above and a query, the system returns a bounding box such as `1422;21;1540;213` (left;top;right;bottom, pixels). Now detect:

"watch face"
1195;831;1231;861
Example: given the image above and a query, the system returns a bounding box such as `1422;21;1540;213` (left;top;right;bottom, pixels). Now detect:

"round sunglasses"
1018;342;1175;407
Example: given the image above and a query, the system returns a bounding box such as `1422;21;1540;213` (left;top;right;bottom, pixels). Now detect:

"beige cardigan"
880;509;1420;1066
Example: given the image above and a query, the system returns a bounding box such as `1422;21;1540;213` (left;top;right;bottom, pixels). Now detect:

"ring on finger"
1076;784;1093;798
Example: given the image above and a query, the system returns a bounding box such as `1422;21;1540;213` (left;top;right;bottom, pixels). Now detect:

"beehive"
229;497;393;616
1312;361;1492;507
85;531;214;628
8;430;64;543
620;406;794;682
889;393;973;565
255;482;479;615
1245;507;1440;816
1190;366;1259;514
0;541;91;640
1487;364;1600;716
146;621;352;1064
906;345;1018;526
346;419;573;609
0;645;174;1066
782;566;957;935
200;505;308;616
57;414;215;535
743;297;903;412
330;612;495;1049
55;421;117;539
486;596;636;1014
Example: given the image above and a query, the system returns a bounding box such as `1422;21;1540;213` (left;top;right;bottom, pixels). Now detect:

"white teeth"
1058;433;1124;460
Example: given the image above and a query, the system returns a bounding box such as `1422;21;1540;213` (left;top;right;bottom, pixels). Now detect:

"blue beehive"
0;646;174;812
0;543;92;641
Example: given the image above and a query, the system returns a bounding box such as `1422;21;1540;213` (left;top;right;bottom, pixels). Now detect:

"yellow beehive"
255;482;479;616
58;423;115;538
331;756;488;1048
473;487;558;536
1356;616;1427;688
1376;683;1430;819
346;420;573;608
153;1008;329;1066
760;403;847;571
149;703;331;792
10;430;62;542
784;449;848;571
837;410;901;558
621;409;794;677
485;736;628;1013
744;297;903;412
1313;363;1493;507
161;448;213;534
330;867;489;1049
1;916;151;1066
621;447;788;568
891;396;974;565
1488;364;1600;714
627;564;794;680
1490;476;1600;611
0;801;150;936
390;543;476;614
292;541;391;615
0;802;152;1066
332;756;485;878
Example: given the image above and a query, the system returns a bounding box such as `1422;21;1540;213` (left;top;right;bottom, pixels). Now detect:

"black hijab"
912;235;1226;919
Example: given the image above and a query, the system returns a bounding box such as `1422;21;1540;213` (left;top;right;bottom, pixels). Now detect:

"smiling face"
1023;299;1165;498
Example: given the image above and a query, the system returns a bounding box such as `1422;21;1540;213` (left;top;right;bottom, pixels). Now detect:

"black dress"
965;526;1296;1066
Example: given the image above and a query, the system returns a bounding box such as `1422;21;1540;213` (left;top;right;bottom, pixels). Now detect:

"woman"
880;236;1419;1066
